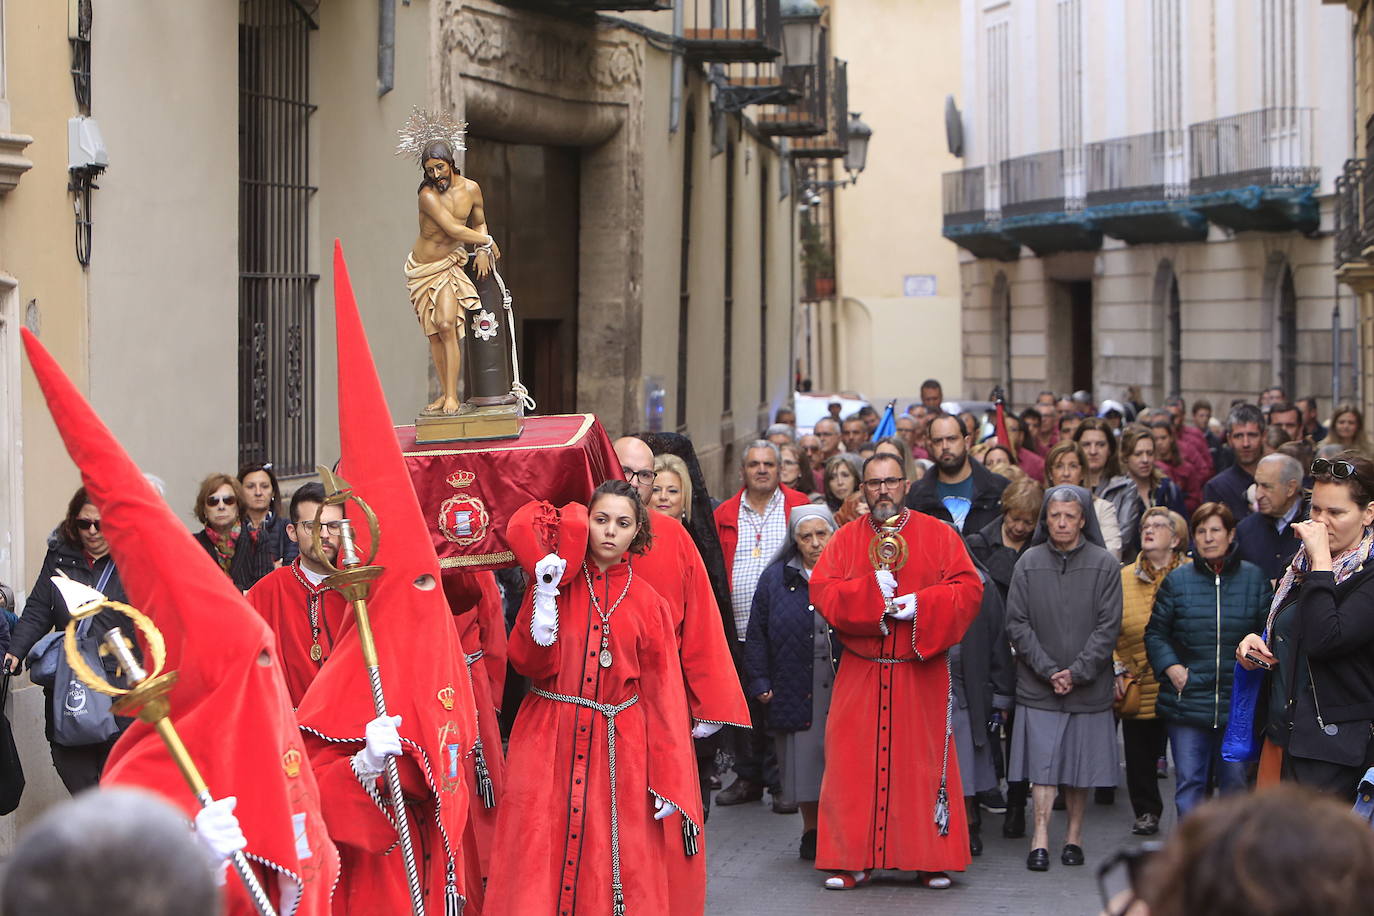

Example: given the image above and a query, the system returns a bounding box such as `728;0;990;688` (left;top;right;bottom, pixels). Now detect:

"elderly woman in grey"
743;505;841;861
1005;485;1123;873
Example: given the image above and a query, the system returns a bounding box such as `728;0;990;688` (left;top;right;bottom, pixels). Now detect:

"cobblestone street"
704;776;1178;916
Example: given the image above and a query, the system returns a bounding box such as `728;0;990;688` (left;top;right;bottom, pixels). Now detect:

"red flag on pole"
294;241;478;915
20;328;339;916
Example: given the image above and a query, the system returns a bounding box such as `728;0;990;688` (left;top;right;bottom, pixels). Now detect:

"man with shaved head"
1235;452;1307;582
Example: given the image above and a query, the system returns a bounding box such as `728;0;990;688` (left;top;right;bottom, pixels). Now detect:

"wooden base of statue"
415;402;524;443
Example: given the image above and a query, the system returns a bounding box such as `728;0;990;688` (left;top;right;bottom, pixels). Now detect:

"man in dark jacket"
1236;453;1307;581
955;566;1014;857
907;413;1009;534
1005;486;1122;872
1203;404;1265;522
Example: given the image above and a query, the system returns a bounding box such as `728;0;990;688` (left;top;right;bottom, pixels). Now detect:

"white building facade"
946;0;1354;410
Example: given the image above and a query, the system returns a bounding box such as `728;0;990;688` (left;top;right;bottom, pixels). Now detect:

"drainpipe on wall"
378;0;395;97
1334;302;1343;407
670;0;684;132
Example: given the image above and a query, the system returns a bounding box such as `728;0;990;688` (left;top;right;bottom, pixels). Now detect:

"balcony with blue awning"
1083;129;1208;244
1187;108;1320;234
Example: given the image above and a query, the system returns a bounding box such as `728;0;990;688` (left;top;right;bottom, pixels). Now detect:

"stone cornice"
0;132;35;194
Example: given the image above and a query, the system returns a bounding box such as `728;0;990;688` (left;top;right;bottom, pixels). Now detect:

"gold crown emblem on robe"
446;470;476;489
282;748;303;778
438;685;456;710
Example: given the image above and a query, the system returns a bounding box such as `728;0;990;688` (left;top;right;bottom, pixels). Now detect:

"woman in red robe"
487;481;703;915
808;457;983;890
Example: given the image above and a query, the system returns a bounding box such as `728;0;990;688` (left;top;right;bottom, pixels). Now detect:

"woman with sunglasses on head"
1238;451;1374;799
4;487;135;792
192;473;274;593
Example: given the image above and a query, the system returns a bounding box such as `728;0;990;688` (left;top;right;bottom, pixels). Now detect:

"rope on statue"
482;255;536;412
531;687;639;916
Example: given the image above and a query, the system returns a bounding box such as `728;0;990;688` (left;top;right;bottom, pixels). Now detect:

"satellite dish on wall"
945;95;964;157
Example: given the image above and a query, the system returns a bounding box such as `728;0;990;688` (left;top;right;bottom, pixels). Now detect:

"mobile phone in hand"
1243;652;1272;670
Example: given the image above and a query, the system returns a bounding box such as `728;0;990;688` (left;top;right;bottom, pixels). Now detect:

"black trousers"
1282;752;1367;802
50;737;118;795
1122;717;1168;818
731;689;779;790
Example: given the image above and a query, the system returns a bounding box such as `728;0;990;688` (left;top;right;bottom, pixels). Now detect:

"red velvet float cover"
20;328;339;916
294;241;478;906
397;414;620;573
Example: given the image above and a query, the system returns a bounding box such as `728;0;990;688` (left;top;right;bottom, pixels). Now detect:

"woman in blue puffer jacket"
1145;501;1271;818
744;505;841;861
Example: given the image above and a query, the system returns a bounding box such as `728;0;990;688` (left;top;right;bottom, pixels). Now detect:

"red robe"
809;510;983;874
247;561;350;707
630;511;750;916
487;524;702;915
442;570;510;903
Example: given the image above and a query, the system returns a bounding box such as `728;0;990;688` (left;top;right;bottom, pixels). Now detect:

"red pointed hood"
20;327;339;916
295;242;477;901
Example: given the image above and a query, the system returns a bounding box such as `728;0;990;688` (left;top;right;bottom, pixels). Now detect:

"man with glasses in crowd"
814;417;843;464
245;482;349;707
714;441;810;808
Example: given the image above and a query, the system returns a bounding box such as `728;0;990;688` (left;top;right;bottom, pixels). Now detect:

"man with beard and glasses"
808;454;983;891
404;139;501;416
246;482;350;708
906;413;1010;535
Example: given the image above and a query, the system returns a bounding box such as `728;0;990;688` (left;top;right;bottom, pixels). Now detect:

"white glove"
653;795;678;821
691;720;723;740
531;553;565;647
875;569;898;599
194;796;246;883
889;593;917;621
356;714;403;776
534;553;567;592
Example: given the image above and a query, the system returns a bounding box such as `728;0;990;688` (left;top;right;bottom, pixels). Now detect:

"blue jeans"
1167;722;1248;817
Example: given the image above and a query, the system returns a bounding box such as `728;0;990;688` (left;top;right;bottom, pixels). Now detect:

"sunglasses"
1312;458;1358;480
206;494;238;508
75;519;101;532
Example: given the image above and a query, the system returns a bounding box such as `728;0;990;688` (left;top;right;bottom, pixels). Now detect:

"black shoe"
1027;848;1050;871
1002;806;1026;839
1132;813;1160;836
715;778;762;806
772;796;799;815
969;830;983;857
799;829;817;860
1094;787;1116;806
976;788;1007;813
1061;844;1085;866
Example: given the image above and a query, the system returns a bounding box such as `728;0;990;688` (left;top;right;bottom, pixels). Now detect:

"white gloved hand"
875;569;898;599
533;553;567;593
691;720;723;740
356;714;403;776
653;795;679;821
194;796;246;884
889;593;917;621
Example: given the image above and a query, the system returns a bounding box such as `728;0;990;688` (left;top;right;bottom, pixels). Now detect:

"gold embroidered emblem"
282;747;303;778
438;684;456;710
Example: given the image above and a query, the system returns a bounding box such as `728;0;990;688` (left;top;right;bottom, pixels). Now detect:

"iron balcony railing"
791;58;848;159
1000;149;1086;218
538;0;671;9
1085;129;1189;205
1335;158;1374;267
758;27;828;137
942;166;985;226
682;0;781;63
1189;107;1319;194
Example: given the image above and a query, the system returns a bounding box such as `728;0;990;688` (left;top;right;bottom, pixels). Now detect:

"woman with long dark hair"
237;461;293;564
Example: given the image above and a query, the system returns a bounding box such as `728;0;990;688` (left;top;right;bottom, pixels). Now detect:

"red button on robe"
247;561;349;707
487;508;703;916
630;511;750;916
809;510;983;874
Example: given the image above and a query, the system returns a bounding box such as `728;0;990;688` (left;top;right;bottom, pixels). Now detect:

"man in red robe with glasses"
247;482;350;707
809;452;983;891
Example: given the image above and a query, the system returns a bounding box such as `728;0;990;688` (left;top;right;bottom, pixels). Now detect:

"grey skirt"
1009;706;1119;788
953;703;997;795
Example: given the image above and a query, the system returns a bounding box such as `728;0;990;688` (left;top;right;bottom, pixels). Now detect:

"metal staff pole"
62;605;278;916
315;467;426;916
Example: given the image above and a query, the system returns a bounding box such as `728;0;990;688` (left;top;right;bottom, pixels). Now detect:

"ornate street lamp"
844;112;872;177
780;0;823;69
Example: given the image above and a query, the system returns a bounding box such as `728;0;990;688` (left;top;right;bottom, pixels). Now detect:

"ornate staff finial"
395;106;468;164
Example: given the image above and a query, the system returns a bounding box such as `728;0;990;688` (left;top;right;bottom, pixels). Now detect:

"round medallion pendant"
599;649;614;669
310;643;324;662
